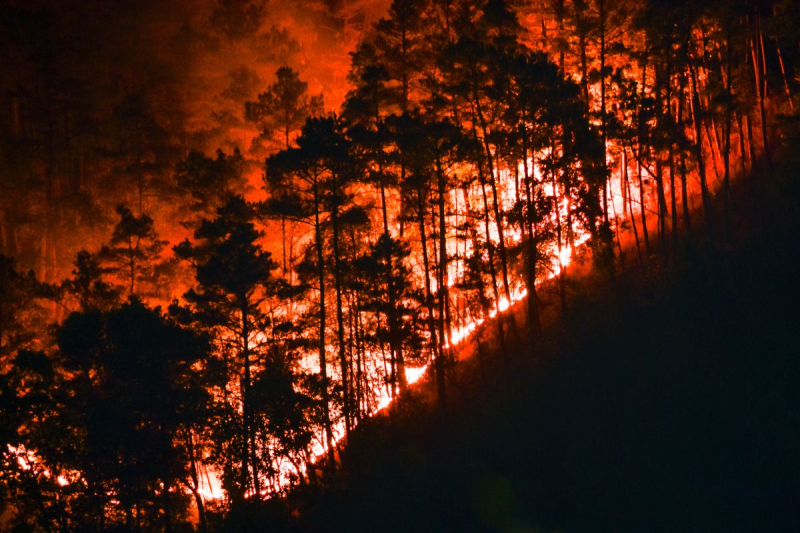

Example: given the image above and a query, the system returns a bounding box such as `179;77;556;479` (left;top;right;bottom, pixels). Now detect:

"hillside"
283;153;800;532
2;0;800;530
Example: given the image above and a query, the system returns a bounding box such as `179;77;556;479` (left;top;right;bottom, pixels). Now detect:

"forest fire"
0;0;795;529
197;203;584;502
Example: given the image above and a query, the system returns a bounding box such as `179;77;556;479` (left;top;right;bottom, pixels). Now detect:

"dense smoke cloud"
0;0;390;276
1;0;391;156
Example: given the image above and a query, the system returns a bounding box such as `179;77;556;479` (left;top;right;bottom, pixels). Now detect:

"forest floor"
249;141;800;532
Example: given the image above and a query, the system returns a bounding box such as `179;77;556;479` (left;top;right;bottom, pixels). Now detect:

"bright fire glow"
195;153;601;503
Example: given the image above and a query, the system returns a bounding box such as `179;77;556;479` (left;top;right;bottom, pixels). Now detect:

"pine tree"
174;195;278;501
99;205;167;298
61;250;120;312
245;66;324;153
56;298;211;530
266;116;366;451
174;148;248;223
0;255;44;358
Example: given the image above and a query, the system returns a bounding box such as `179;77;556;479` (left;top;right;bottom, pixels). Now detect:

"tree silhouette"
99;205;167;297
247;66;323;283
245;66;324;153
0;255;44;358
266;115;369;449
55;298;211;530
108;93;171;214
174;195;278;502
174;148;248;223
61;250;120;311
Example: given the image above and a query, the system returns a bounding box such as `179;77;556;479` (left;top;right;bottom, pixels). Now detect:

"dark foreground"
249;162;800;533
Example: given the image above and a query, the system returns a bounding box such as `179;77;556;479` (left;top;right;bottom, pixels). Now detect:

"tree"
56;298;212;530
354;234;425;400
393;112;463;412
438;5;522;310
245;66;324;153
174;195;278;502
99;205;167;298
108;93;171;214
246;66;323;283
266;115;367;453
174;147;248;222
61;250;120;312
0;255;43;359
0;349;66;532
368;0;428;113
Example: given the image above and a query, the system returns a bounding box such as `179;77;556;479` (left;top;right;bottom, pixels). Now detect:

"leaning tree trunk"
417;190;444;413
472;99;512;305
690;65;714;244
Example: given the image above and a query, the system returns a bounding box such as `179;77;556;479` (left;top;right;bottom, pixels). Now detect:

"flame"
405;365;428;385
7;445;81;489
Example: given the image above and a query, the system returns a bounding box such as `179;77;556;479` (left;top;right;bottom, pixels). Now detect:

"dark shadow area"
294;158;800;533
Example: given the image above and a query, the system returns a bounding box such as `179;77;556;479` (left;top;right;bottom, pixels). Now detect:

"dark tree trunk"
417;192;444;413
472;100;512;304
187;433;208;533
690;65;714;243
723;19;733;238
752;14;771;167
313;176;336;467
436;158;450;413
637;158;651;257
330;173;351;435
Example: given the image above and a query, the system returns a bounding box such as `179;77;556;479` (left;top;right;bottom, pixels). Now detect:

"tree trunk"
624;150;644;268
330;174;351;435
478;175;504;344
678;71;692;238
379;163;405;395
313;177;336;467
579;31;590;107
187;433;208;533
654;66;669;252
521;127;540;334
655;157;668;251
436;158;450;413
550;139;567;315
751;23;771;167
774;36;793;108
472;100;512;304
600;0;609;225
723;20;733;238
417;191;444;413
436;158;453;352
665;51;678;251
240;304;259;498
736;112;748;177
637;158;651;257
690;65;714;243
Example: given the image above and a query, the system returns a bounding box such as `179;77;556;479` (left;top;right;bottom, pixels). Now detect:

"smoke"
0;0;392;277
3;0;391;149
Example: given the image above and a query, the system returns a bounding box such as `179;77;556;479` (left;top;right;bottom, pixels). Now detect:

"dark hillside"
3;1;800;528
293;156;800;532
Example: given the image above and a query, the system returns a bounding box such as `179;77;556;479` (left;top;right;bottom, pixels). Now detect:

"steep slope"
279;149;800;533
